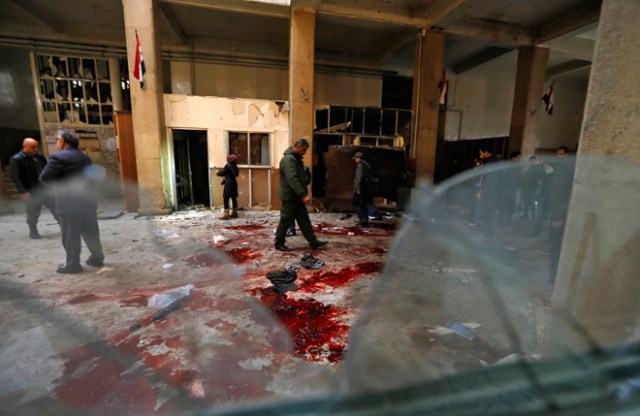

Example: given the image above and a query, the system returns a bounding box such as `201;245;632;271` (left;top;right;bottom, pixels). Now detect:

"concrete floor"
0;199;553;415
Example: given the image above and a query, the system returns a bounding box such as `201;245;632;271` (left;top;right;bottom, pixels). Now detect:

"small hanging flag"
542;81;554;115
438;69;447;105
133;32;146;89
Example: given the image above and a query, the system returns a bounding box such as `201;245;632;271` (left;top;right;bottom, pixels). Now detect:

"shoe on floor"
57;264;83;274
275;244;292;252
357;221;369;227
86;256;104;267
29;231;42;239
309;240;328;250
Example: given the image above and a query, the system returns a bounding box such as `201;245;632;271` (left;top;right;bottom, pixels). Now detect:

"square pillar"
508;46;550;156
289;7;316;170
123;0;169;214
411;29;445;182
545;0;640;352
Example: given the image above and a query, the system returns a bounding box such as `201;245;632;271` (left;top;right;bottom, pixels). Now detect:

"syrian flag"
438;69;447;105
542;81;554;115
133;32;146;89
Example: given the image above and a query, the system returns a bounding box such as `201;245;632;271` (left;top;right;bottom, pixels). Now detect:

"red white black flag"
133;32;146;89
438;69;447;105
542;81;554;115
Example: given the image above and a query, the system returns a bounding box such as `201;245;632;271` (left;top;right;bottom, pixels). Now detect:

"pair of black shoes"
275;240;328;252
56;257;104;274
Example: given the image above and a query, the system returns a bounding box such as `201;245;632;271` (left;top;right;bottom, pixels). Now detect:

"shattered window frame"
228;131;271;166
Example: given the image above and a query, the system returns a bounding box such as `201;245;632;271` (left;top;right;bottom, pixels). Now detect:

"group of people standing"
10;130;104;274
473;145;575;281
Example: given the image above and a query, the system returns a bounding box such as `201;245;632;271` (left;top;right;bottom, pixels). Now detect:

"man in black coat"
39;129;104;274
9;138;55;239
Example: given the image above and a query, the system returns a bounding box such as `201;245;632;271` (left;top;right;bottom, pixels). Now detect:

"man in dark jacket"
9;138;55;239
40;129;104;274
352;151;373;227
274;138;327;252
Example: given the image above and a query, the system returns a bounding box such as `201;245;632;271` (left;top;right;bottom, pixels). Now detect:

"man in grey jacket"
273;138;327;252
39;129;104;274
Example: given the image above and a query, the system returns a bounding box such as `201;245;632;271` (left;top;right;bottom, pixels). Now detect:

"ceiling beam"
376;30;417;64
317;0;428;27
427;0;466;24
159;3;189;45
6;0;64;34
290;0;321;11
159;0;290;19
545;59;591;80
451;46;512;74
446;18;535;46
536;0;601;43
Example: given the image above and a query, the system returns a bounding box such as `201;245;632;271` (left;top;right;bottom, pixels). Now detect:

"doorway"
172;130;209;210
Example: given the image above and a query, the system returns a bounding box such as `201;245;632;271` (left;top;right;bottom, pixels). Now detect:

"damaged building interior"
1;0;640;414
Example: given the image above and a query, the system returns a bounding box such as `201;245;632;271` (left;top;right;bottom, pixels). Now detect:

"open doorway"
172;129;209;210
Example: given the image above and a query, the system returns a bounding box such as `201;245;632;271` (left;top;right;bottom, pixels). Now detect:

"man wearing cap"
352;151;372;227
273;138;327;252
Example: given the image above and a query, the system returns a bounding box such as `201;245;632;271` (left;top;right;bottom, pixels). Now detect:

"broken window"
34;54;130;125
228;132;270;166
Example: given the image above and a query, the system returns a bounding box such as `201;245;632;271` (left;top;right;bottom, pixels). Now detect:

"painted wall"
0;46;41;166
0;46;39;131
445;68;587;152
169;61;382;107
536;78;587;151
164;94;290;207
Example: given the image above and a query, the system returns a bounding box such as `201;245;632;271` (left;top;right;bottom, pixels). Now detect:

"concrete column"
108;58;123;111
508;46;549;157
411;29;444;181
545;0;640;353
123;0;168;214
289;7;315;170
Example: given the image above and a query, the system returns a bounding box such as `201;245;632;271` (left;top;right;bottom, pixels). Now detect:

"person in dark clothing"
9;138;56;239
477;147;501;243
273;138;327;252
548;146;575;284
216;154;240;220
521;156;542;220
500;151;522;225
39;129;104;274
352;151;373;227
286;166;311;236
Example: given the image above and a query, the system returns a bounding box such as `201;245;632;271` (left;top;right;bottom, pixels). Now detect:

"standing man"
548;145;574;284
477;146;501;243
352;151;372;227
274;138;327;252
40;129;104;274
9;138;55;239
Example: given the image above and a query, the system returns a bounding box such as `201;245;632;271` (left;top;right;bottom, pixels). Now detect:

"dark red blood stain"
300;262;382;292
186;290;213;310
54;341;157;415
120;294;148;307
68;293;101;304
248;288;347;363
226;224;268;231
355;261;383;274
226;247;261;264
